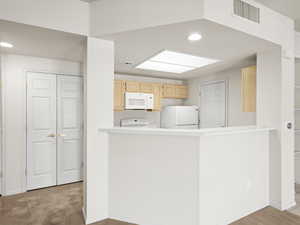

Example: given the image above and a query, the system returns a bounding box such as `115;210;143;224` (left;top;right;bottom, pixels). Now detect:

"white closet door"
57;76;83;185
27;73;57;190
200;81;227;128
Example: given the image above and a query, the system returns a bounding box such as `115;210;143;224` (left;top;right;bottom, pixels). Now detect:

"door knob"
47;134;56;138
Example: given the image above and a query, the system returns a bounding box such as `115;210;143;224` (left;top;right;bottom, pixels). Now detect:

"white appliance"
125;92;154;110
120;118;150;127
161;106;199;129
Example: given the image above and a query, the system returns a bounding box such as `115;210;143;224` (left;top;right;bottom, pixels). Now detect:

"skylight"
136;50;219;74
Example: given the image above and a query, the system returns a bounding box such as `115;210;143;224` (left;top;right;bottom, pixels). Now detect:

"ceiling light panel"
151;50;218;68
0;42;13;48
136;50;219;74
136;61;194;74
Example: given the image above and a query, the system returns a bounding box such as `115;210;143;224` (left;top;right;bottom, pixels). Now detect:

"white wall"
114;74;184;127
203;0;294;54
0;0;89;35
90;0;204;36
85;38;114;224
0;54;82;195
202;0;295;210
108;129;270;225
199;130;269;225
296;32;300;58
185;67;256;127
256;49;296;210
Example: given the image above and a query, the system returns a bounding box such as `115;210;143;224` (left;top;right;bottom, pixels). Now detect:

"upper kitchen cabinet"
114;80;126;111
241;65;256;112
175;85;188;99
152;84;162;111
126;81;140;92
163;84;176;98
163;84;188;99
140;82;154;93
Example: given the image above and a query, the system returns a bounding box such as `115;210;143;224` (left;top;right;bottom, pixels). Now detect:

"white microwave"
125;92;154;110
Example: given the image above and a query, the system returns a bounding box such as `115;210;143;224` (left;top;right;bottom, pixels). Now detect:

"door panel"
200;81;227;128
27;73;57;190
57;76;83;185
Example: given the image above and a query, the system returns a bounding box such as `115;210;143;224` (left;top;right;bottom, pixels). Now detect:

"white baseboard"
82;208;86;224
271;200;297;211
4;188;24;196
283;201;297;210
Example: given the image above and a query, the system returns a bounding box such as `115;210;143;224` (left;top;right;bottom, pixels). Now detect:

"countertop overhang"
99;126;275;137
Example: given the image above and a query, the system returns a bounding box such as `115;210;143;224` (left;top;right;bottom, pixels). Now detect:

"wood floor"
1;182;300;225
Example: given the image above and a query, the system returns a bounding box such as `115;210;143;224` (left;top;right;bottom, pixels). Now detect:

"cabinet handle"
58;134;66;137
47;134;56;138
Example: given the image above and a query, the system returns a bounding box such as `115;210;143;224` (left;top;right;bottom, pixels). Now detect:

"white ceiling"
0;20;85;62
255;0;300;30
80;0;99;2
104;19;277;79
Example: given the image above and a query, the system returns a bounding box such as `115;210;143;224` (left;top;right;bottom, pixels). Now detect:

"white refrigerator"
161;106;199;129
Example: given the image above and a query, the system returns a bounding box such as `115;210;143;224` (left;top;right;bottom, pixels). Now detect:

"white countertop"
99;126;275;137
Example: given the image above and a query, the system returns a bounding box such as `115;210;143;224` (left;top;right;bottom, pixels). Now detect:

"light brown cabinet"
114;80;126;111
126;81;140;92
114;80;188;111
163;84;176;98
163;84;188;99
175;85;188;98
241;65;256;112
152;84;162;111
140;82;154;93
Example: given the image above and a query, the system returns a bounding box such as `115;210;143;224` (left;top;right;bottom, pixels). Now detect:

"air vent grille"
234;0;260;23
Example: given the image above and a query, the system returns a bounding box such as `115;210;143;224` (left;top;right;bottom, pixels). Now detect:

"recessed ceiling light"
188;33;202;41
136;50;219;74
0;42;13;48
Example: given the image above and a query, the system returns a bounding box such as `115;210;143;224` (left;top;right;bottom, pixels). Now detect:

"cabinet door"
114;80;125;111
241;66;256;112
140;82;154;93
153;84;162;111
163;84;176;98
175;85;188;99
126;81;140;92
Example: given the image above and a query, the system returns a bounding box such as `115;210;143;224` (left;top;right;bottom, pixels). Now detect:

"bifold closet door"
57;76;83;185
27;73;57;190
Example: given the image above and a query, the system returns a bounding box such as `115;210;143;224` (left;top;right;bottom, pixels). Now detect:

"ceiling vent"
234;0;260;23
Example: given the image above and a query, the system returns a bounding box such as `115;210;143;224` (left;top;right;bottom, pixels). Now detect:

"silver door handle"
47;134;56;138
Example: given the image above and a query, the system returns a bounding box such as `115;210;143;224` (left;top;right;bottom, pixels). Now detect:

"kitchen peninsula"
99;126;273;225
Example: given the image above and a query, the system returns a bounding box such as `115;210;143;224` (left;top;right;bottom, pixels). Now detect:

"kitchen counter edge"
98;126;275;137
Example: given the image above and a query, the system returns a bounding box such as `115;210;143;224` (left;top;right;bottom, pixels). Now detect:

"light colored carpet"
288;184;300;217
0;183;136;225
